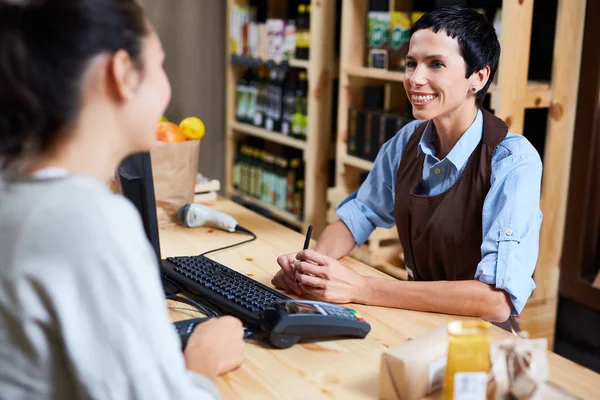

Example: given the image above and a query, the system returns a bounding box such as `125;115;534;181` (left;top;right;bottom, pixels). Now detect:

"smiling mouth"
411;94;438;105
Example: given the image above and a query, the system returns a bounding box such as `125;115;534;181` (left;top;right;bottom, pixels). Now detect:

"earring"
471;87;477;93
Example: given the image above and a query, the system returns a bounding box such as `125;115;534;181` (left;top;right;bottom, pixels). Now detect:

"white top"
0;173;221;399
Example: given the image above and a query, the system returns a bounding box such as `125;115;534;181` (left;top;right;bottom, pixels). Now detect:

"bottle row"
235;67;308;139
233;141;305;219
229;1;311;63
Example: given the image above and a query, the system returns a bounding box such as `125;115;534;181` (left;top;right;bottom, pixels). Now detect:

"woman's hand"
272;253;303;295
183;316;245;380
293;249;367;303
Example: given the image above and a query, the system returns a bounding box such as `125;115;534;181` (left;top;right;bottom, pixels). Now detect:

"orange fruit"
156;121;186;143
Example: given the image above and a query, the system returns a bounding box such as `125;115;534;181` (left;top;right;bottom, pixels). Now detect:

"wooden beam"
491;0;534;134
304;0;336;237
389;0;413;12
535;0;586;302
593;271;600;290
224;0;246;195
335;0;368;193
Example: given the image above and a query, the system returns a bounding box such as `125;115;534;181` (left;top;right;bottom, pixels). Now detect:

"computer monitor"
118;152;179;295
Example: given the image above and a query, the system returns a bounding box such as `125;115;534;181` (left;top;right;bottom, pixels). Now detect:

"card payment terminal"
259;300;371;349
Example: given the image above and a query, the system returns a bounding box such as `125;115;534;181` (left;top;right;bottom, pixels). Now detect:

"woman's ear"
470;65;491;94
109;49;141;101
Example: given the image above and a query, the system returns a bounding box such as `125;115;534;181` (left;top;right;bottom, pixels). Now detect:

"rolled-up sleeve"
475;138;543;315
336;120;423;246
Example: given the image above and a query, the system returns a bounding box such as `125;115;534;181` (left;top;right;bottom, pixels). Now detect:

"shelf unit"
225;0;337;235
231;189;304;229
330;0;586;346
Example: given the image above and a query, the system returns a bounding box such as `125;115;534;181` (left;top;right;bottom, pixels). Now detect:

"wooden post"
491;0;534;134
225;0;235;195
519;0;587;347
335;0;368;194
534;0;587;301
304;0;336;237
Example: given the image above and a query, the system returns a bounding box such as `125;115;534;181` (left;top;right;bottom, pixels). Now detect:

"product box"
389;12;412;72
366;113;413;160
411;11;426;25
379;326;448;400
267;19;285;62
366;12;390;69
347;108;366;157
363;110;382;161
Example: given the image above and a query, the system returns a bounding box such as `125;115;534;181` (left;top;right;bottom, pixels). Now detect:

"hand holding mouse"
183;316;245;380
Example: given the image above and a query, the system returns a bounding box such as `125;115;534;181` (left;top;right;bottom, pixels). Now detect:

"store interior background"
138;0;600;373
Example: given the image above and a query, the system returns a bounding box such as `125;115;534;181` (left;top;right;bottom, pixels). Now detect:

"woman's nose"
407;65;427;87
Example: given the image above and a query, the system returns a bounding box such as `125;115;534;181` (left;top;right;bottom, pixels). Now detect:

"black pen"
303;225;313;250
296;225;313;283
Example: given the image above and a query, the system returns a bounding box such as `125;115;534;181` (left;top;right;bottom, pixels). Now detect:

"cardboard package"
380;328;558;400
366;11;390;69
150;140;200;226
379;326;448;400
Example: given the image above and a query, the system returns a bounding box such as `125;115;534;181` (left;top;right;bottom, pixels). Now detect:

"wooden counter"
161;199;600;400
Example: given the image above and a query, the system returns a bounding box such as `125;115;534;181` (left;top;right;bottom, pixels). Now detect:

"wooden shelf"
488;81;551;109
344;65;404;82
229;54;310;70
289;58;309;69
231;121;307;151
230;189;304;229
226;0;337;236
343;154;374;171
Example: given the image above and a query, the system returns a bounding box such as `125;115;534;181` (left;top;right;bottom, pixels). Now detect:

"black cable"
198;225;257;257
181;289;223;317
166;294;219;317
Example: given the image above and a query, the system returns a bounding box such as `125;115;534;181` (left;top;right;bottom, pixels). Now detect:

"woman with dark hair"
0;0;243;398
273;7;543;330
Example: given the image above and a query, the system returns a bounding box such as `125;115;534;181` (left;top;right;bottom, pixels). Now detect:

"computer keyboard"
162;255;290;326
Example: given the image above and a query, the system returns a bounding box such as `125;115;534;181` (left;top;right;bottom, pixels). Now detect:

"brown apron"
394;109;519;332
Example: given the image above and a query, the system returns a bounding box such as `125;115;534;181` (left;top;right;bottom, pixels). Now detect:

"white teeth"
412;95;436;103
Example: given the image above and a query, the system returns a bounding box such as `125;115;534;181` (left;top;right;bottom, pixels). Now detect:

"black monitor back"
118;152;162;261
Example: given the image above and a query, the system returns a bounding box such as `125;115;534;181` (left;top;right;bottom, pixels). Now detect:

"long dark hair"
0;0;148;170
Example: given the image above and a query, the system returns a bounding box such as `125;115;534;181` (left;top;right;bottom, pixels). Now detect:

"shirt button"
434;168;441;175
505;228;513;236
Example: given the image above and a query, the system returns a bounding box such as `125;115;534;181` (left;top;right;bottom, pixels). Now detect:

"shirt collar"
416;109;483;170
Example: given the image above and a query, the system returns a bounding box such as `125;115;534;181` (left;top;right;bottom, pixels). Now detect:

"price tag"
453;372;487;400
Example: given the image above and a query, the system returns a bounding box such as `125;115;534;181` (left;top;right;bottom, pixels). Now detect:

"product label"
265;118;274;131
453;372;487;400
428;357;447;393
253;112;263;126
367;12;389;48
389;13;411;50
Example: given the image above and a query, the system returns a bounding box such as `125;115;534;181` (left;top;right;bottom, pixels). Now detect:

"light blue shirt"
337;110;543;315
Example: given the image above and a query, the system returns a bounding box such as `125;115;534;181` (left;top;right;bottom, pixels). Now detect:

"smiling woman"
273;6;543;333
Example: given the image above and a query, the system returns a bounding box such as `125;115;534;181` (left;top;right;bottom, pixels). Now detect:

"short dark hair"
0;0;148;170
411;6;500;104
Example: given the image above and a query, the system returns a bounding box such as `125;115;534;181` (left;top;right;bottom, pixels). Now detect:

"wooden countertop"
161;198;600;400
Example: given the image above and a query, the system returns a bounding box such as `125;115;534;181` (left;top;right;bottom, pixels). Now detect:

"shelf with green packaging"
231;121;307;151
229;189;304;229
230;54;309;70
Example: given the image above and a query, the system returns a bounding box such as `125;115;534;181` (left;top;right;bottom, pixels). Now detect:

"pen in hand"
296;225;313;283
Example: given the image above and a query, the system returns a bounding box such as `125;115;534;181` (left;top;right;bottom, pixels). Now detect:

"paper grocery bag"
150;140;200;226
